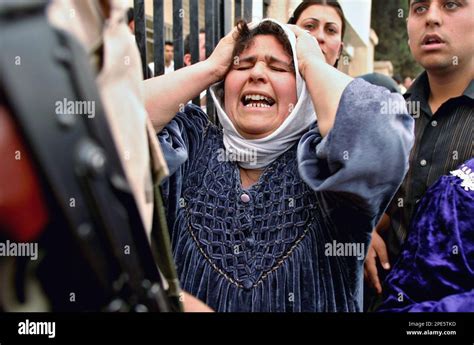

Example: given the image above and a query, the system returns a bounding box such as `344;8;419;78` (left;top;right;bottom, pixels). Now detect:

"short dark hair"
184;29;206;55
165;41;174;47
360;73;401;94
288;0;346;40
232;20;294;72
126;7;134;24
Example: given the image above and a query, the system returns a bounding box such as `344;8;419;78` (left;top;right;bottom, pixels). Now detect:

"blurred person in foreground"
0;0;209;312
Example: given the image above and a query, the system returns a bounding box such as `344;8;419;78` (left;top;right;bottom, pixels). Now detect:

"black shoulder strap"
0;1;172;311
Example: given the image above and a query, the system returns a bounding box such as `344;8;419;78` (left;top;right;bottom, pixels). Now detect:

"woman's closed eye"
270;66;288;72
234;63;291;73
235;64;253;71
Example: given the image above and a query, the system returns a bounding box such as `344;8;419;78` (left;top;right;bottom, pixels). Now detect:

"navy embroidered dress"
158;79;414;311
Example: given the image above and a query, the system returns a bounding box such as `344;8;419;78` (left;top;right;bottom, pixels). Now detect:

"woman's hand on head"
287;24;326;79
207;26;240;81
144;26;240;132
287;24;352;138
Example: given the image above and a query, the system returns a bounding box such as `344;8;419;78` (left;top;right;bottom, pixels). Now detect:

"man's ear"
183;54;191;66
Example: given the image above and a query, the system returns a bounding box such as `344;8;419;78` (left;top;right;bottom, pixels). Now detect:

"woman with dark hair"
289;0;346;67
144;19;413;312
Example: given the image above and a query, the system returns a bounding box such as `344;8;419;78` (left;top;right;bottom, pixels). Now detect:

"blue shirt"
158;79;414;311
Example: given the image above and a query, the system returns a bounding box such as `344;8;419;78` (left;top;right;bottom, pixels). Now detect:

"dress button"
240;193;250;203
431;120;438;127
242;279;253;290
246;237;255;248
420;159;427;167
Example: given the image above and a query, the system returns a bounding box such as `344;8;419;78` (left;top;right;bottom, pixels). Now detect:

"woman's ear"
333;42;344;68
338;42;344;59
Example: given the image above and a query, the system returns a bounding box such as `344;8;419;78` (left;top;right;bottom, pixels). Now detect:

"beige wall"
266;0;292;22
344;29;378;76
374;61;394;76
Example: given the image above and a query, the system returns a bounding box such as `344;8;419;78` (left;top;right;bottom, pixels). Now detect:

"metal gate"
133;0;254;120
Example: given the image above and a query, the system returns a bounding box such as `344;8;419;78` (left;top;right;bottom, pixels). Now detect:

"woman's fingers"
365;245;382;294
226;24;240;42
372;231;390;270
286;24;325;79
364;231;391;295
287;24;308;38
208;26;239;80
287;24;318;46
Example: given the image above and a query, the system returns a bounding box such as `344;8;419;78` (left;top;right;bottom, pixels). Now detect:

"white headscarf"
210;19;316;169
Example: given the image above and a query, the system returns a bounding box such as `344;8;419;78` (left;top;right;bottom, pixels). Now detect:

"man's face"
164;44;174;64
407;0;474;73
183;33;206;67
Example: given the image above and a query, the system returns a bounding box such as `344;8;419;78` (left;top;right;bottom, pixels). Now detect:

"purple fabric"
378;158;474;312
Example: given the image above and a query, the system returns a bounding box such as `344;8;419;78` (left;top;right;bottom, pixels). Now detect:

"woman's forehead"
239;35;292;62
297;4;342;26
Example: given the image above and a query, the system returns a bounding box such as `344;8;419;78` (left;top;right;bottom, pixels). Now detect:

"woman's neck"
239;167;263;189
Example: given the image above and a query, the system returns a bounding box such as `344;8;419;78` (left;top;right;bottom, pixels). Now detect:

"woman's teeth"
245;103;271;108
242;94;275;108
244;94;274;103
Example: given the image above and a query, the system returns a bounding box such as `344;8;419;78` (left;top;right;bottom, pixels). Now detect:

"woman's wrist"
300;58;328;80
201;59;227;85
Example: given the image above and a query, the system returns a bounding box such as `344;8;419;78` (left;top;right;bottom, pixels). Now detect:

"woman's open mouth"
241;93;276;109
